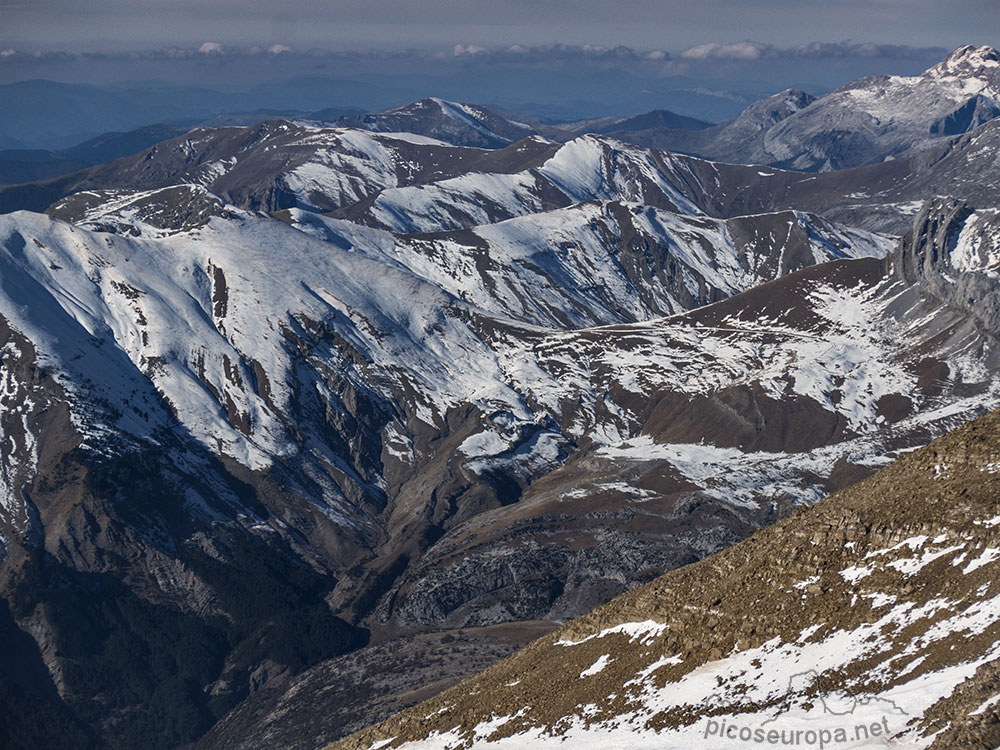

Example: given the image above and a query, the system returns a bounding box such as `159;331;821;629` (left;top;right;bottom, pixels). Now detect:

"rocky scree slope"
336;405;1000;750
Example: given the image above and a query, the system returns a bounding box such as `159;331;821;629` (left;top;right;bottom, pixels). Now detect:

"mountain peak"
931;44;1000;76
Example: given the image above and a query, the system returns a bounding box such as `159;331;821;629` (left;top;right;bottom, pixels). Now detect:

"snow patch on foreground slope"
393;633;995;749
352;433;1000;749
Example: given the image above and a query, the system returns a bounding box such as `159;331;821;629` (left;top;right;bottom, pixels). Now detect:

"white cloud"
680;40;945;63
453;43;486;56
680;41;774;61
198;41;224;55
0;49;16;58
268;44;291;54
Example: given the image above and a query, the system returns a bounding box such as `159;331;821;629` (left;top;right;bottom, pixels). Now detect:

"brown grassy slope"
333;407;1000;749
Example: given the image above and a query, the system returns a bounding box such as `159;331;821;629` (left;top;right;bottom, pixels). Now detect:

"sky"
2;0;999;52
1;0;997;147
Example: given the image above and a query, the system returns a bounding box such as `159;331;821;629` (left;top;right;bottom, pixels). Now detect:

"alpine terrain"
0;44;998;750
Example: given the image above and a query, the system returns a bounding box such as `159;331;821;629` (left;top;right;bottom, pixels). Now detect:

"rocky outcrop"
890;197;1000;336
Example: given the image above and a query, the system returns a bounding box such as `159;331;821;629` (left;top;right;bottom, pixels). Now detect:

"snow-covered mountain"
361;199;1000;632
9;108;1000;243
1;55;1000;747
0;121;561;215
594;88;817;158
758;45;1000;170
606;46;1000;172
1;185;995;749
290;201;891;327
333;98;536;149
325;98;713;148
0;195;896;545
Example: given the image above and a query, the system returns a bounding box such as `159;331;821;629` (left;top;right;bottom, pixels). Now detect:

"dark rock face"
894;197;975;284
892;198;1000;336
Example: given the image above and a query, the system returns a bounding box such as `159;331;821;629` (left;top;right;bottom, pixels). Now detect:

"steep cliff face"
891;197;1000;335
334;406;1000;750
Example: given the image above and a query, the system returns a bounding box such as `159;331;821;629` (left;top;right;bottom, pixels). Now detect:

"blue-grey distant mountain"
590;108;714;133
0;150;90;186
328;98;713;147
0;124;190;186
333;98;536;148
610;45;1000;171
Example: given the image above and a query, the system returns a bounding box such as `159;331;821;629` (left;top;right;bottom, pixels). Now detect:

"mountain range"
0;45;999;749
304;45;1000;172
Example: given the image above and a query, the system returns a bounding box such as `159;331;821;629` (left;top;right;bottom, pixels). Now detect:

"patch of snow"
580;654;611;677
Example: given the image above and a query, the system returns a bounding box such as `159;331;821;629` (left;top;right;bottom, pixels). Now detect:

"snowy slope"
950;208;1000;273
293;201;892;328
0;119;559;217
353;135;716;234
0;208;545;538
